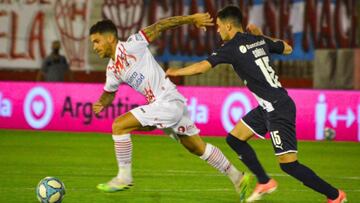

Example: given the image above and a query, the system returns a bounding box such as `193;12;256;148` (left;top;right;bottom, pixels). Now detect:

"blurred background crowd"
0;0;359;89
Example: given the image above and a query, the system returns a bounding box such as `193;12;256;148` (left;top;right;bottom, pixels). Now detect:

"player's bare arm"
142;13;213;43
93;91;116;114
166;60;212;77
246;23;293;55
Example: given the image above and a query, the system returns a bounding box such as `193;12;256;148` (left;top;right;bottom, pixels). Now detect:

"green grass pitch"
0;130;359;203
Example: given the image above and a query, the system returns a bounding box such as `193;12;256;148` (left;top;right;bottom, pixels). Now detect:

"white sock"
112;134;132;182
200;143;241;184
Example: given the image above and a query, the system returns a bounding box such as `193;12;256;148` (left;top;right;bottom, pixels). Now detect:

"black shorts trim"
241;119;265;139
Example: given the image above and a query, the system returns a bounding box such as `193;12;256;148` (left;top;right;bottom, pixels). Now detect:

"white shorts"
130;99;200;136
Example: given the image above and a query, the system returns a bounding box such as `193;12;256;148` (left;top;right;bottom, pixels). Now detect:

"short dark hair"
89;19;118;38
217;5;243;27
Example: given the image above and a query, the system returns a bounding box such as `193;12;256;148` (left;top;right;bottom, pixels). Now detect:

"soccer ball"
36;177;66;203
324;127;336;141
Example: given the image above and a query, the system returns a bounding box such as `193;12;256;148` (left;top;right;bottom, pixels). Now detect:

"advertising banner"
0;82;359;142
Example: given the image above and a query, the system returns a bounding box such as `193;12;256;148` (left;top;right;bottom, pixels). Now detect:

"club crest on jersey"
239;45;247;53
177;124;195;134
177;126;185;133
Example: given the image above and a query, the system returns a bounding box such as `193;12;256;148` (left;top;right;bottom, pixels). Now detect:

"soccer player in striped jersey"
89;14;251;200
166;6;346;203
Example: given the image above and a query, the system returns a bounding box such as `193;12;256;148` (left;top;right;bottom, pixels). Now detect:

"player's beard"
99;48;111;59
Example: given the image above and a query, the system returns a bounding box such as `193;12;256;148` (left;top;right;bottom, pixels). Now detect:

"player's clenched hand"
246;24;263;36
166;68;179;77
93;102;104;114
191;13;214;31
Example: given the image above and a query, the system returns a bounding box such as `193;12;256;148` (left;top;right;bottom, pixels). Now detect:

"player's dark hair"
217;5;243;27
89;19;118;38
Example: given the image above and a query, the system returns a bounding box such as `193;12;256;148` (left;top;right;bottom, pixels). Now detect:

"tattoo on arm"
142;16;193;43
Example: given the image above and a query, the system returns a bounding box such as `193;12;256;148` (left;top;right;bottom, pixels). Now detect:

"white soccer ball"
324;127;336;141
36;177;66;203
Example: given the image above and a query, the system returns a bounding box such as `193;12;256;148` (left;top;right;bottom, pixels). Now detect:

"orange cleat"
327;190;347;203
246;178;278;202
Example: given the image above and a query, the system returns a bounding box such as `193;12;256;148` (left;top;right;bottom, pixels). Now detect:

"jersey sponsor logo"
221;92;252;132
239;45;247;53
127;72;145;89
245;39;266;49
24;87;54;129
0;92;12;117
